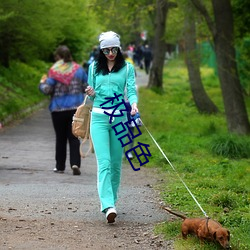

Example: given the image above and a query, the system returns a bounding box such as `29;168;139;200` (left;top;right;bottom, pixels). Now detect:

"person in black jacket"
143;44;152;74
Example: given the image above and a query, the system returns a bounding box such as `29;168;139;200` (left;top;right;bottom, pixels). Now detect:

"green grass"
0;60;50;123
134;58;250;250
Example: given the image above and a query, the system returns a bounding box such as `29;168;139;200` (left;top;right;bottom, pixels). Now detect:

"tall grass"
0;60;50;123
135;58;250;250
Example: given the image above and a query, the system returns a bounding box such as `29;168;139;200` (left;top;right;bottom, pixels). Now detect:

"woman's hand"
85;86;96;97
131;103;138;116
40;74;47;83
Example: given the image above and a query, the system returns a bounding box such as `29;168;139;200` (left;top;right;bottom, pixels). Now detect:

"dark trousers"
51;110;80;171
144;59;151;74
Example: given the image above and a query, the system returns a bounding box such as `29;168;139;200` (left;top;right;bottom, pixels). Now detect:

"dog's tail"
162;206;187;220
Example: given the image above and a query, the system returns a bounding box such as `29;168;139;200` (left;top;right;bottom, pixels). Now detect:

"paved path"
0;106;164;224
135;68;149;88
0;71;172;249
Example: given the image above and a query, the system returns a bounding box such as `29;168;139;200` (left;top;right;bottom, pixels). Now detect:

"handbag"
72;95;93;158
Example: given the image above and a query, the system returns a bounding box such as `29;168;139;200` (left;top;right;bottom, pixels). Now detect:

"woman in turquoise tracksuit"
86;31;138;223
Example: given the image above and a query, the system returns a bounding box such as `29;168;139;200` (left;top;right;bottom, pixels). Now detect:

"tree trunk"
147;0;169;89
212;0;250;134
191;0;250;134
184;4;218;114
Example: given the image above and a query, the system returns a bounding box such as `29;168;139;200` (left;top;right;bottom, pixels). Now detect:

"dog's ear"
227;230;230;240
213;231;217;240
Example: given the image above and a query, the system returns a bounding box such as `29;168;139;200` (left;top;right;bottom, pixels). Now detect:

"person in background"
85;31;138;223
85;46;99;72
134;44;144;69
123;51;134;65
123;51;138;159
39;45;88;175
143;44;153;74
88;46;99;64
123;51;136;76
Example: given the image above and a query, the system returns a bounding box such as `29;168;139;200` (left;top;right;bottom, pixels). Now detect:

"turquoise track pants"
90;111;127;212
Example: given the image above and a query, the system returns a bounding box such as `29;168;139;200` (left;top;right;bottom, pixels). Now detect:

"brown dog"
162;207;231;249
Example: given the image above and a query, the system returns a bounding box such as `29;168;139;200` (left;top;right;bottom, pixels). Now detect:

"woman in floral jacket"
39;45;87;175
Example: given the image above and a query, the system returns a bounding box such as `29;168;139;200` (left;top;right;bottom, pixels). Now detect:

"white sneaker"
105;207;117;223
127;152;133;159
53;168;64;173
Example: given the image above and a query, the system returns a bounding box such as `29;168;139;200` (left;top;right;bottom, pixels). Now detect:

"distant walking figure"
39;45;88;175
143;44;152;74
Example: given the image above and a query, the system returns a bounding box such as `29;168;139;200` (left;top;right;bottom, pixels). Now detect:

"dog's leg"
181;231;188;239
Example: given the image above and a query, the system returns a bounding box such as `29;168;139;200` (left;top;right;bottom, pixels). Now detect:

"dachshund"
162;206;231;249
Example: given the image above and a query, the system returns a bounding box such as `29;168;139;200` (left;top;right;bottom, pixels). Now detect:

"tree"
184;1;218;114
0;0;98;66
148;0;177;89
91;0;155;47
232;0;250;96
191;0;250;134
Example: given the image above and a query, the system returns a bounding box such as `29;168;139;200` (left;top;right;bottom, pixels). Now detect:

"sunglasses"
102;47;119;55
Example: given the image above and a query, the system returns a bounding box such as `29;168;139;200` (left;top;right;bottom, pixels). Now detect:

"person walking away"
134;44;144;69
143;44;152;74
85;46;99;72
39;45;88;175
85;31;138;223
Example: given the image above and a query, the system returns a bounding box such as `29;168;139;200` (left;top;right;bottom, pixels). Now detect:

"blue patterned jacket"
39;67;88;112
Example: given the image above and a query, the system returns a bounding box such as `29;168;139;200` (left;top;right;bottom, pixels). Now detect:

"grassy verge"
134;59;250;250
0;60;50;125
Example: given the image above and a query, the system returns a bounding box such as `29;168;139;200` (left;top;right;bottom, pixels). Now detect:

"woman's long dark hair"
95;48;126;75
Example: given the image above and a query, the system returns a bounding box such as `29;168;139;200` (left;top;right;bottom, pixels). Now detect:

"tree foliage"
0;0;99;67
232;0;250;95
0;0;249;134
232;0;250;39
91;0;155;46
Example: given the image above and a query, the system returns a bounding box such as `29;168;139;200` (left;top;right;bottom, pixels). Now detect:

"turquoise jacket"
87;62;138;109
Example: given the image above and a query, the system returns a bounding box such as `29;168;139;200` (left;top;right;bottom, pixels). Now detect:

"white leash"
140;118;209;218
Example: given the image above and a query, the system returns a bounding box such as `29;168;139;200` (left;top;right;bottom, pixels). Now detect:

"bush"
210;191;237;209
210;135;250;159
0;60;49;123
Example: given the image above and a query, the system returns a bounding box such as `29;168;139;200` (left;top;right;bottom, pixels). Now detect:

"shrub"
210;191;237;209
210;135;250;158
